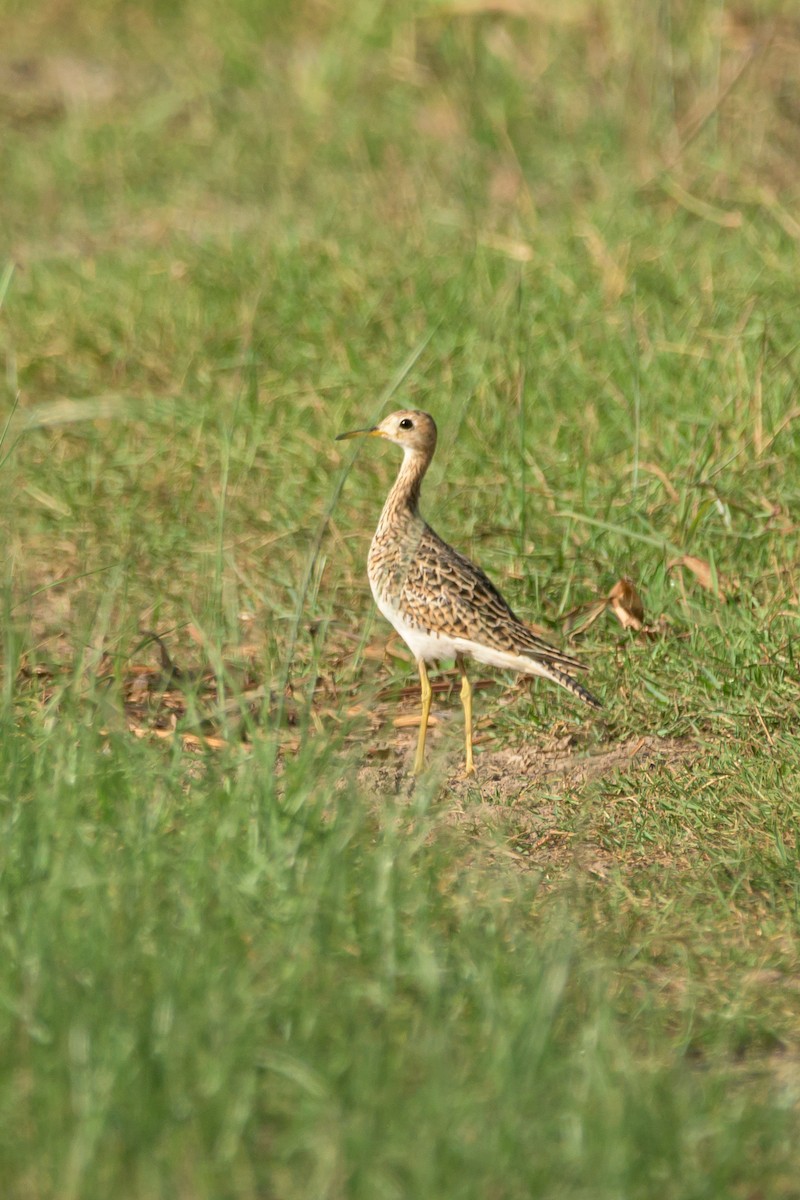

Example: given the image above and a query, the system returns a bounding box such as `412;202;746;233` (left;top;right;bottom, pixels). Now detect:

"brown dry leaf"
669;555;727;599
608;578;645;631
393;713;440;729
562;598;608;636
362;644;390;662
130;724;175;741
364;637;412;663
181;732;230;751
385;637;412;662
564;578;660;638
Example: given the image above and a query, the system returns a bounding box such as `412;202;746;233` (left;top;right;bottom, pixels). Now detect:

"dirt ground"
355;729;695;874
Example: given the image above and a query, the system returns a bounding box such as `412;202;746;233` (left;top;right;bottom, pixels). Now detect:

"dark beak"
335;425;384;441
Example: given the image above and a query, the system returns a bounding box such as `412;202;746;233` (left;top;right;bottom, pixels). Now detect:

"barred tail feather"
448;637;602;709
539;663;603;710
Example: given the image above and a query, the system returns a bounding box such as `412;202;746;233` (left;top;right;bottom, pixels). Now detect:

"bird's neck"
376;447;429;535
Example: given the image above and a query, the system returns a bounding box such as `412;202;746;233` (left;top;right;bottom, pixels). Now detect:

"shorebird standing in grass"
337;410;601;775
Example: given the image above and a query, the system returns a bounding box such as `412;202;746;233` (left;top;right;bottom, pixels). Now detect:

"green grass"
1;1;799;1196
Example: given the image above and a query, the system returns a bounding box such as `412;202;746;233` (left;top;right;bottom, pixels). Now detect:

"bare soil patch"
355;732;696;874
357;731;693;798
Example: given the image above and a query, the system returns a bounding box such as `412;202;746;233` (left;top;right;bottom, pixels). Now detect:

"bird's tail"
541;663;603;710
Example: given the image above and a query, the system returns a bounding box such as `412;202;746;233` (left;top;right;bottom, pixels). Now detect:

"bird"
336;409;601;775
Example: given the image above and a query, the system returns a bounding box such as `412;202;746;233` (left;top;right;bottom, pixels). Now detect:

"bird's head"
336;409;437;457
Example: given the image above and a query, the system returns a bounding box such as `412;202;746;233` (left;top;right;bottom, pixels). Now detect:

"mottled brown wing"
400;526;588;673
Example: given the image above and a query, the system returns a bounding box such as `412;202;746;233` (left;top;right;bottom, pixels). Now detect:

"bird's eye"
399;417;413;430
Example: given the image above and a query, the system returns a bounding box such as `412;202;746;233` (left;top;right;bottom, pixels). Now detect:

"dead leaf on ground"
363;636;412;663
608;578;645;631
393;713;441;729
564;577;656;637
668;555;728;599
563;598;607;636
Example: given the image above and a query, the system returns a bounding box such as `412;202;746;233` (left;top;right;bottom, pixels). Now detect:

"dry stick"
754;705;775;749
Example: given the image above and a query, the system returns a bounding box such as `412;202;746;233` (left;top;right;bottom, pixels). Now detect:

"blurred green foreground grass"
1;1;799;1196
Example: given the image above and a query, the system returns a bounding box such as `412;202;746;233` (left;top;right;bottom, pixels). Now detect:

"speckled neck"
375;446;431;536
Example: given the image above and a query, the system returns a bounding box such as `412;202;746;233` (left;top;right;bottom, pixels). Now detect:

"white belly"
369;580;554;680
371;583;464;662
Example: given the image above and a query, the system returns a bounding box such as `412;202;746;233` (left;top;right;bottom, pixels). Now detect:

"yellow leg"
413;659;432;775
457;656;475;776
